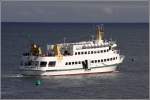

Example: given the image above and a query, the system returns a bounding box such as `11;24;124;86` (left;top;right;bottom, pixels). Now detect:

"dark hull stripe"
46;63;118;72
45;71;115;76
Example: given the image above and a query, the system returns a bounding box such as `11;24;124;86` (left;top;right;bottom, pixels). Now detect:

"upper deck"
47;40;117;51
23;25;118;57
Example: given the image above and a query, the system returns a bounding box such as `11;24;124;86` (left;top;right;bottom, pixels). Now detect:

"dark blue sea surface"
1;22;149;99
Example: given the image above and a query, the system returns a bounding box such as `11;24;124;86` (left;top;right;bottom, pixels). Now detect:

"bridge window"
101;50;103;53
88;51;90;54
94;51;96;54
104;50;106;52
81;52;84;54
113;57;115;60
85;52;87;54
40;61;47;67
75;52;77;55
48;61;56;67
104;59;106;62
91;51;93;54
72;62;74;65
31;61;39;66
98;60;100;62
24;61;32;66
101;59;103;62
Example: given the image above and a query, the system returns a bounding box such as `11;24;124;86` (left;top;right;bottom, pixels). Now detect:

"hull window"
79;61;81;64
48;61;56;67
40;62;47;67
33;61;39;66
24;61;32;66
113;57;115;60
107;59;109;61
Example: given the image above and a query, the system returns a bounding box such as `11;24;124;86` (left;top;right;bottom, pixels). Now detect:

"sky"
1;1;149;22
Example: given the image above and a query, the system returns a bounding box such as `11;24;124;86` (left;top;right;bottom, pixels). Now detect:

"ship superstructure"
20;25;125;76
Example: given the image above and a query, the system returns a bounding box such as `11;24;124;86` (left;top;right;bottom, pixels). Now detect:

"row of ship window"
65;57;117;65
75;49;110;55
21;61;56;67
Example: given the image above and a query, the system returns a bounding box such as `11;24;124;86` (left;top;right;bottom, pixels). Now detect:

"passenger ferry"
20;25;125;76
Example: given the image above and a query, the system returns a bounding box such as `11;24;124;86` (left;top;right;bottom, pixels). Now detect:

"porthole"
110;58;112;61
95;60;97;63
79;61;81;64
69;62;71;65
65;62;68;65
78;52;80;55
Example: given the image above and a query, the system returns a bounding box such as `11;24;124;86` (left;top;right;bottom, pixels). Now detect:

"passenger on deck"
30;43;39;56
38;45;42;56
47;49;55;56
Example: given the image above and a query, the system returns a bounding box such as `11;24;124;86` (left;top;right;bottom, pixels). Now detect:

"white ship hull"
20;65;117;76
20;47;125;76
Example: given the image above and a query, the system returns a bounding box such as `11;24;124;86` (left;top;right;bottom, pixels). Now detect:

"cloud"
103;7;113;15
1;1;149;22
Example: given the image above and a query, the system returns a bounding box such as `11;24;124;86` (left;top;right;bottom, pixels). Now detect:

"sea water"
1;23;149;99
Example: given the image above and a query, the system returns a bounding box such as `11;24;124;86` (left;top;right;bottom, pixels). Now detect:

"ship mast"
96;24;104;43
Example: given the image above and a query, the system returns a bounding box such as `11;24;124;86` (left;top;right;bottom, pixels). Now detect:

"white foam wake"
2;74;24;78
